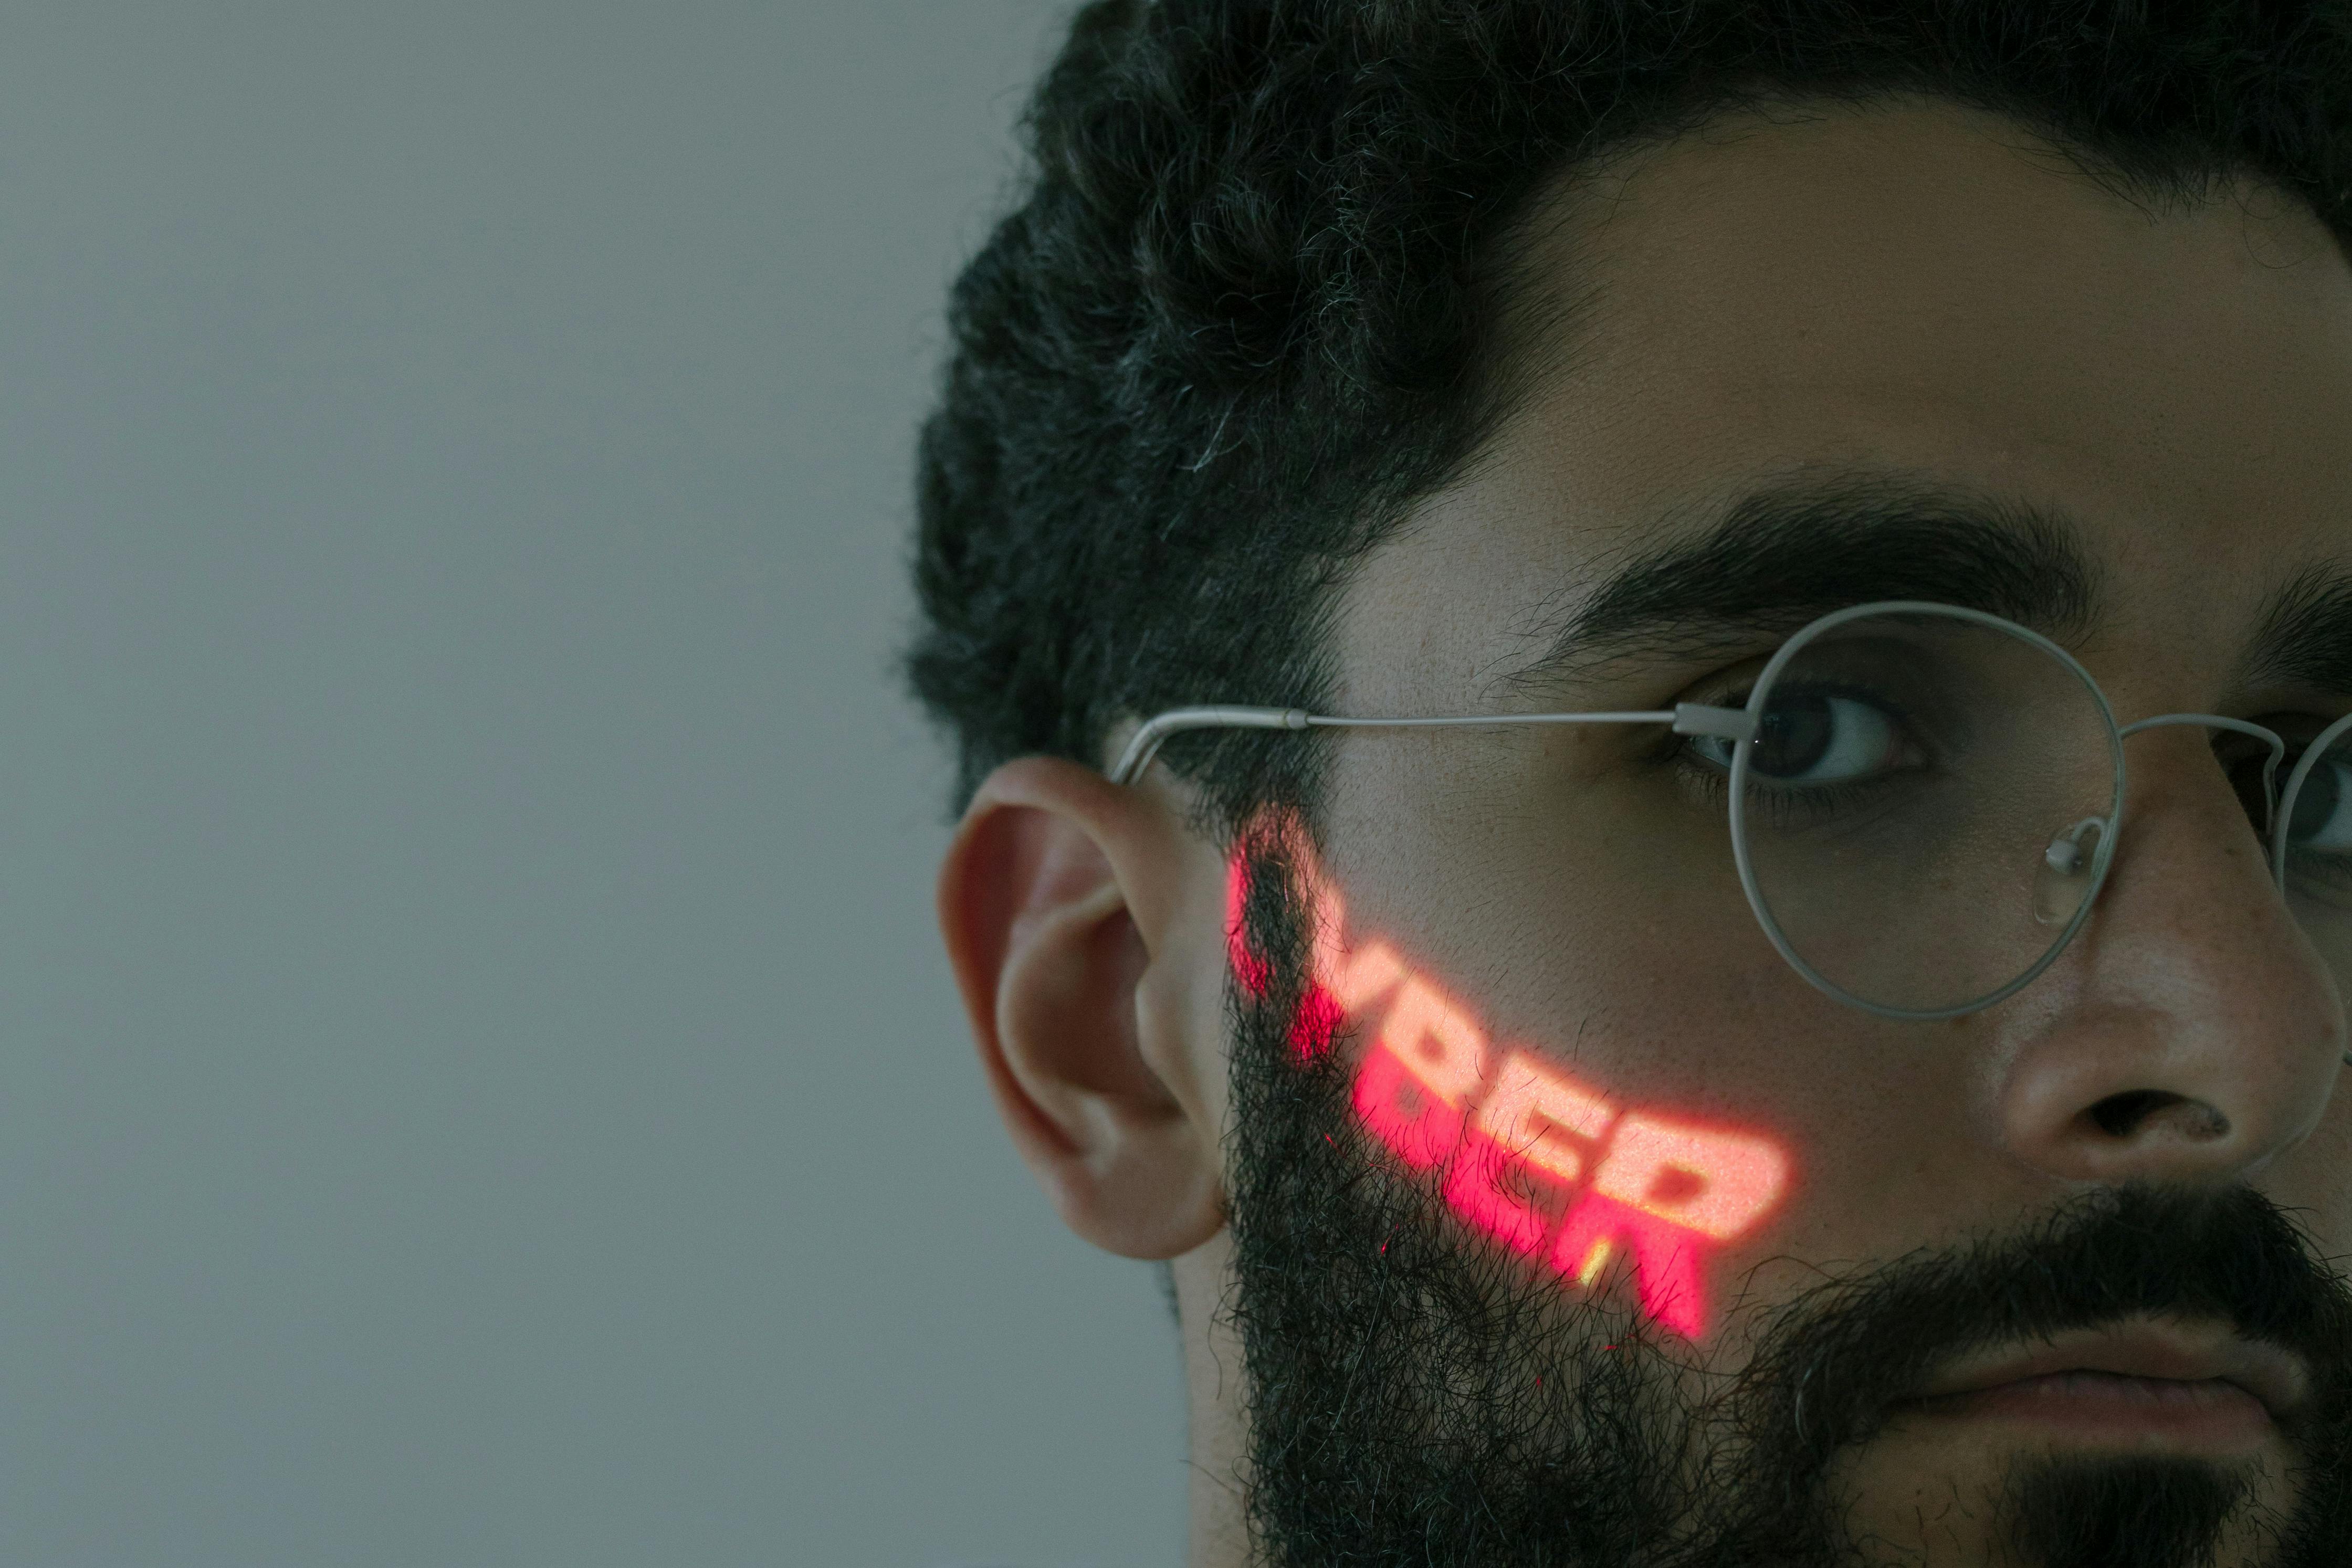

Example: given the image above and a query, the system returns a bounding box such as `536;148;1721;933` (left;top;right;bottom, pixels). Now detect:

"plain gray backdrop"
0;4;1185;1564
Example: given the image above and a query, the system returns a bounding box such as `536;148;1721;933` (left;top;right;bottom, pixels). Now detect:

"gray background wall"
0;4;1185;1564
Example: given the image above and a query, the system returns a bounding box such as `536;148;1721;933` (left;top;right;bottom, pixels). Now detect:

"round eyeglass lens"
1730;606;2123;1017
2280;717;2352;1006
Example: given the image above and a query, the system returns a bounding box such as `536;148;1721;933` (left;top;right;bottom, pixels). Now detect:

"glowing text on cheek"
1230;855;1791;1341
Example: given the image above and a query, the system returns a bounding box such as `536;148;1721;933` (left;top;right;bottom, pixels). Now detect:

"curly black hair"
905;0;2352;831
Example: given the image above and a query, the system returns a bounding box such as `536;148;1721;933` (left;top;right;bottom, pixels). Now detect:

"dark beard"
1217;836;2352;1567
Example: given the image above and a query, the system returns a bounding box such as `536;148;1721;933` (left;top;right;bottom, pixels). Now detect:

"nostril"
2085;1089;2229;1141
2088;1090;2172;1136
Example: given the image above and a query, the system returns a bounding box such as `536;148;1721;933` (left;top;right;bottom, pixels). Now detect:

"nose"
1997;729;2345;1185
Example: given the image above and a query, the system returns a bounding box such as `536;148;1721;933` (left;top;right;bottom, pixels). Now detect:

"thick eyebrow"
2251;562;2352;698
1496;471;2105;695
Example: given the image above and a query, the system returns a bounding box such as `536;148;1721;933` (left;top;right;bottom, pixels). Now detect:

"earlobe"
937;756;1226;1259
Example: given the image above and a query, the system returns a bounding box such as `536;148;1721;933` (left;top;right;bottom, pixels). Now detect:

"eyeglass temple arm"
1108;706;1312;786
1107;703;1756;787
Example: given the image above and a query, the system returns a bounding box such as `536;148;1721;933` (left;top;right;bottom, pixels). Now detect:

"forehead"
1336;98;2352;710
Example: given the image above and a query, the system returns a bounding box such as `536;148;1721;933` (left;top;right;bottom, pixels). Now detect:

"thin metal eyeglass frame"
1108;598;2352;1027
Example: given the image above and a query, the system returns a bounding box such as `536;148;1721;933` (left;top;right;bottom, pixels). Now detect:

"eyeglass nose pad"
2033;816;2111;927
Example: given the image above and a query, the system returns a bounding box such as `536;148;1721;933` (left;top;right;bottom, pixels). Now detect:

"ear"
937;754;1227;1259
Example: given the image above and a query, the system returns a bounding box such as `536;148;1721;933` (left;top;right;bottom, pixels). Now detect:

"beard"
1217;833;2352;1567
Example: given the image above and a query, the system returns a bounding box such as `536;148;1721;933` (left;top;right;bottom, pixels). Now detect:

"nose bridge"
1994;713;2343;1186
2115;712;2284;839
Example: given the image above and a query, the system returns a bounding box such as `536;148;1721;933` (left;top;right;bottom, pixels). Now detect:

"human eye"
1685;683;1922;786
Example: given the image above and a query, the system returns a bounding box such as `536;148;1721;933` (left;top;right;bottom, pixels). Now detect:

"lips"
1893;1315;2312;1445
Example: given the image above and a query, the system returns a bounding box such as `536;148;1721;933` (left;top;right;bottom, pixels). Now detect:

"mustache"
1734;1182;2352;1466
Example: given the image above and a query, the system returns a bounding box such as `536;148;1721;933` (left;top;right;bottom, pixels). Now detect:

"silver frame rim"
1725;599;2128;1023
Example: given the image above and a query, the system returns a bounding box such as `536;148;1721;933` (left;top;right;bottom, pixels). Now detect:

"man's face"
1223;100;2352;1564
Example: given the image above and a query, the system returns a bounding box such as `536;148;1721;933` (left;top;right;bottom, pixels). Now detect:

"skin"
937;98;2352;1565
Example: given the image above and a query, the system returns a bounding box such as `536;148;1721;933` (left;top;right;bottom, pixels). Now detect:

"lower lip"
1903;1372;2276;1450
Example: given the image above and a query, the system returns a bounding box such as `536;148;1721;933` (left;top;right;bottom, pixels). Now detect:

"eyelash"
1644;676;1929;830
1662;745;1906;830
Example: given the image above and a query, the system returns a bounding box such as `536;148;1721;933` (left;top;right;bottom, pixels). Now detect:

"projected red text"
1230;851;1791;1341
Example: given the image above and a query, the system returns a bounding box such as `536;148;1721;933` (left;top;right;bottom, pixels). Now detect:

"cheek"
1285;805;2066;1338
1255;835;1835;1343
1338;978;1800;1341
1568;965;2063;1299
2258;1087;2352;1261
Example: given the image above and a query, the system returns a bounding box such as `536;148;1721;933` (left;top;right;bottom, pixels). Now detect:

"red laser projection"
1227;849;1792;1341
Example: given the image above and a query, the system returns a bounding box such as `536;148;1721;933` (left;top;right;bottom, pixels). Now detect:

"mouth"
1886;1316;2311;1454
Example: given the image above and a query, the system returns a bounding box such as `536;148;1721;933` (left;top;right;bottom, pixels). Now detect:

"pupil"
1753;691;1832;778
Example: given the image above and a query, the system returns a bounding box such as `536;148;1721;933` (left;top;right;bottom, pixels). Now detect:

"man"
908;3;2352;1563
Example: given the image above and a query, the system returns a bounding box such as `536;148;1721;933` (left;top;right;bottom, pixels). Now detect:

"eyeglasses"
1111;599;2352;1025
